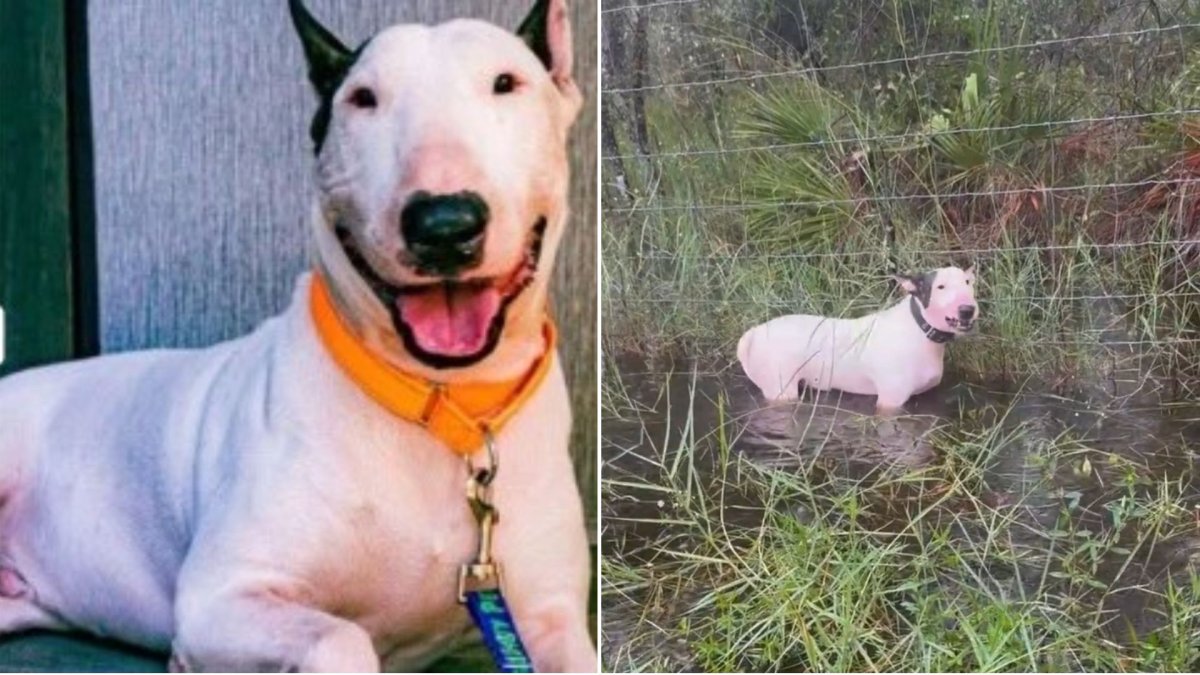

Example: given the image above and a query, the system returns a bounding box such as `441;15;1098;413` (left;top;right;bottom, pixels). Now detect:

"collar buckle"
419;383;445;426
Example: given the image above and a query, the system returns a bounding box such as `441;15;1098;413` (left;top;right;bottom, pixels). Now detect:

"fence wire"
605;179;1200;214
601;0;703;14
603;109;1200;162
630;238;1200;261
603;22;1199;95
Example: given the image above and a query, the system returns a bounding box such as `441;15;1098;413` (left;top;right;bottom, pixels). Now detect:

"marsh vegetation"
601;0;1200;670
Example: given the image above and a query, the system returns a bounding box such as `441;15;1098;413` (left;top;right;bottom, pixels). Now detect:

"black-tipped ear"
517;0;575;90
894;271;935;306
914;271;936;307
290;0;353;97
517;0;552;69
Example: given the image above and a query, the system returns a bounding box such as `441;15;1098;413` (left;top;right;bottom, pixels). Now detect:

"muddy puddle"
602;348;1200;665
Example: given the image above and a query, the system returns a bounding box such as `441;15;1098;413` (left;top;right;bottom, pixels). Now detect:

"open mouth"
945;316;976;332
336;219;546;369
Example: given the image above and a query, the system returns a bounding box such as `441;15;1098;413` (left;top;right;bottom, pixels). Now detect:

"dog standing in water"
738;266;978;413
0;0;594;671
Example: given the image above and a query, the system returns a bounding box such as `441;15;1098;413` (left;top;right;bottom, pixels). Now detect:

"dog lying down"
0;0;594;672
738;266;978;413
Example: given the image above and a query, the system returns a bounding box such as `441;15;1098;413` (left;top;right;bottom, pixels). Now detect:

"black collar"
910;296;956;344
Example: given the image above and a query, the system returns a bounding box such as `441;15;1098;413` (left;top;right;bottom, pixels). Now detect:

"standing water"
603;344;1200;671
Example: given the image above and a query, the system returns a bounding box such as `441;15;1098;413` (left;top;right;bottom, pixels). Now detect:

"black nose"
958;304;976;320
400;192;489;276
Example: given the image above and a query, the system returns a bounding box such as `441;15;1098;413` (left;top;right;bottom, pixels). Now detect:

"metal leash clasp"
458;431;501;603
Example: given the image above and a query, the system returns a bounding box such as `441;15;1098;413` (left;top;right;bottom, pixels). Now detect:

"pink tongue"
397;285;502;357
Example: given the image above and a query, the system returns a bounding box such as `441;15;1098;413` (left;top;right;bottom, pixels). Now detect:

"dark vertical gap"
65;0;100;357
0;0;74;374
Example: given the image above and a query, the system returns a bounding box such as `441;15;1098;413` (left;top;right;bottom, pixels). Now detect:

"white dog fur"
737;266;978;413
0;1;594;672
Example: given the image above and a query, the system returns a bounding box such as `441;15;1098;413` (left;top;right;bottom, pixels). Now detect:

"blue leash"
465;588;534;673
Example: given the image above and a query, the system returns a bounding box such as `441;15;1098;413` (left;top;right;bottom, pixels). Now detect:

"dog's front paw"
302;624;380;673
520;606;597;673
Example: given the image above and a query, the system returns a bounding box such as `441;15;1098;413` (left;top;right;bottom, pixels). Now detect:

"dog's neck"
909;296;956;344
309;275;554;453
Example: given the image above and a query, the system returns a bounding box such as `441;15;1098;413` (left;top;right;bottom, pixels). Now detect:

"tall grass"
603;2;1200;379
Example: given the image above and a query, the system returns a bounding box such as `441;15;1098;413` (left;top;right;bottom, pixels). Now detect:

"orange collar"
310;275;556;455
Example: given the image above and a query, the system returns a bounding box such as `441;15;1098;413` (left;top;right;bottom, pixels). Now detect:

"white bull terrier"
738;266;978;413
0;0;595;671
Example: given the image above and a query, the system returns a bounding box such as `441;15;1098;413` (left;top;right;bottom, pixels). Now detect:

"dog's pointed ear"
892;273;920;295
894;271;935;306
965;263;976;276
518;0;576;93
290;0;353;97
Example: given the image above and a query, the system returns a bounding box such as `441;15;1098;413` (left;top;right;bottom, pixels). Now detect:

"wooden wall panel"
89;1;597;521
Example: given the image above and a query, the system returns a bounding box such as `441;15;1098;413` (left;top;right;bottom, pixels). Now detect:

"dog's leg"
173;589;379;673
0;596;63;635
0;566;65;635
0;598;62;635
495;490;596;671
497;491;596;671
874;388;909;416
513;600;596;673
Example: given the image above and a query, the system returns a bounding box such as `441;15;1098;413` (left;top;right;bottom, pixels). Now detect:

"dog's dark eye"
966;279;972;285
493;73;517;95
937;284;946;290
348;87;378;109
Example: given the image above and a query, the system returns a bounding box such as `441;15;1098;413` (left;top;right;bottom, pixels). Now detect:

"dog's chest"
908;357;944;394
366;485;477;616
358;516;479;663
268;434;483;655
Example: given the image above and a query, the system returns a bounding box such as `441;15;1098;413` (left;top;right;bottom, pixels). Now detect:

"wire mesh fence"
601;0;1200;380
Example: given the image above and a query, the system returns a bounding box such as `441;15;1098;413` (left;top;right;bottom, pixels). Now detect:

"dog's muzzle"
945;304;977;332
400;191;489;277
336;215;547;370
